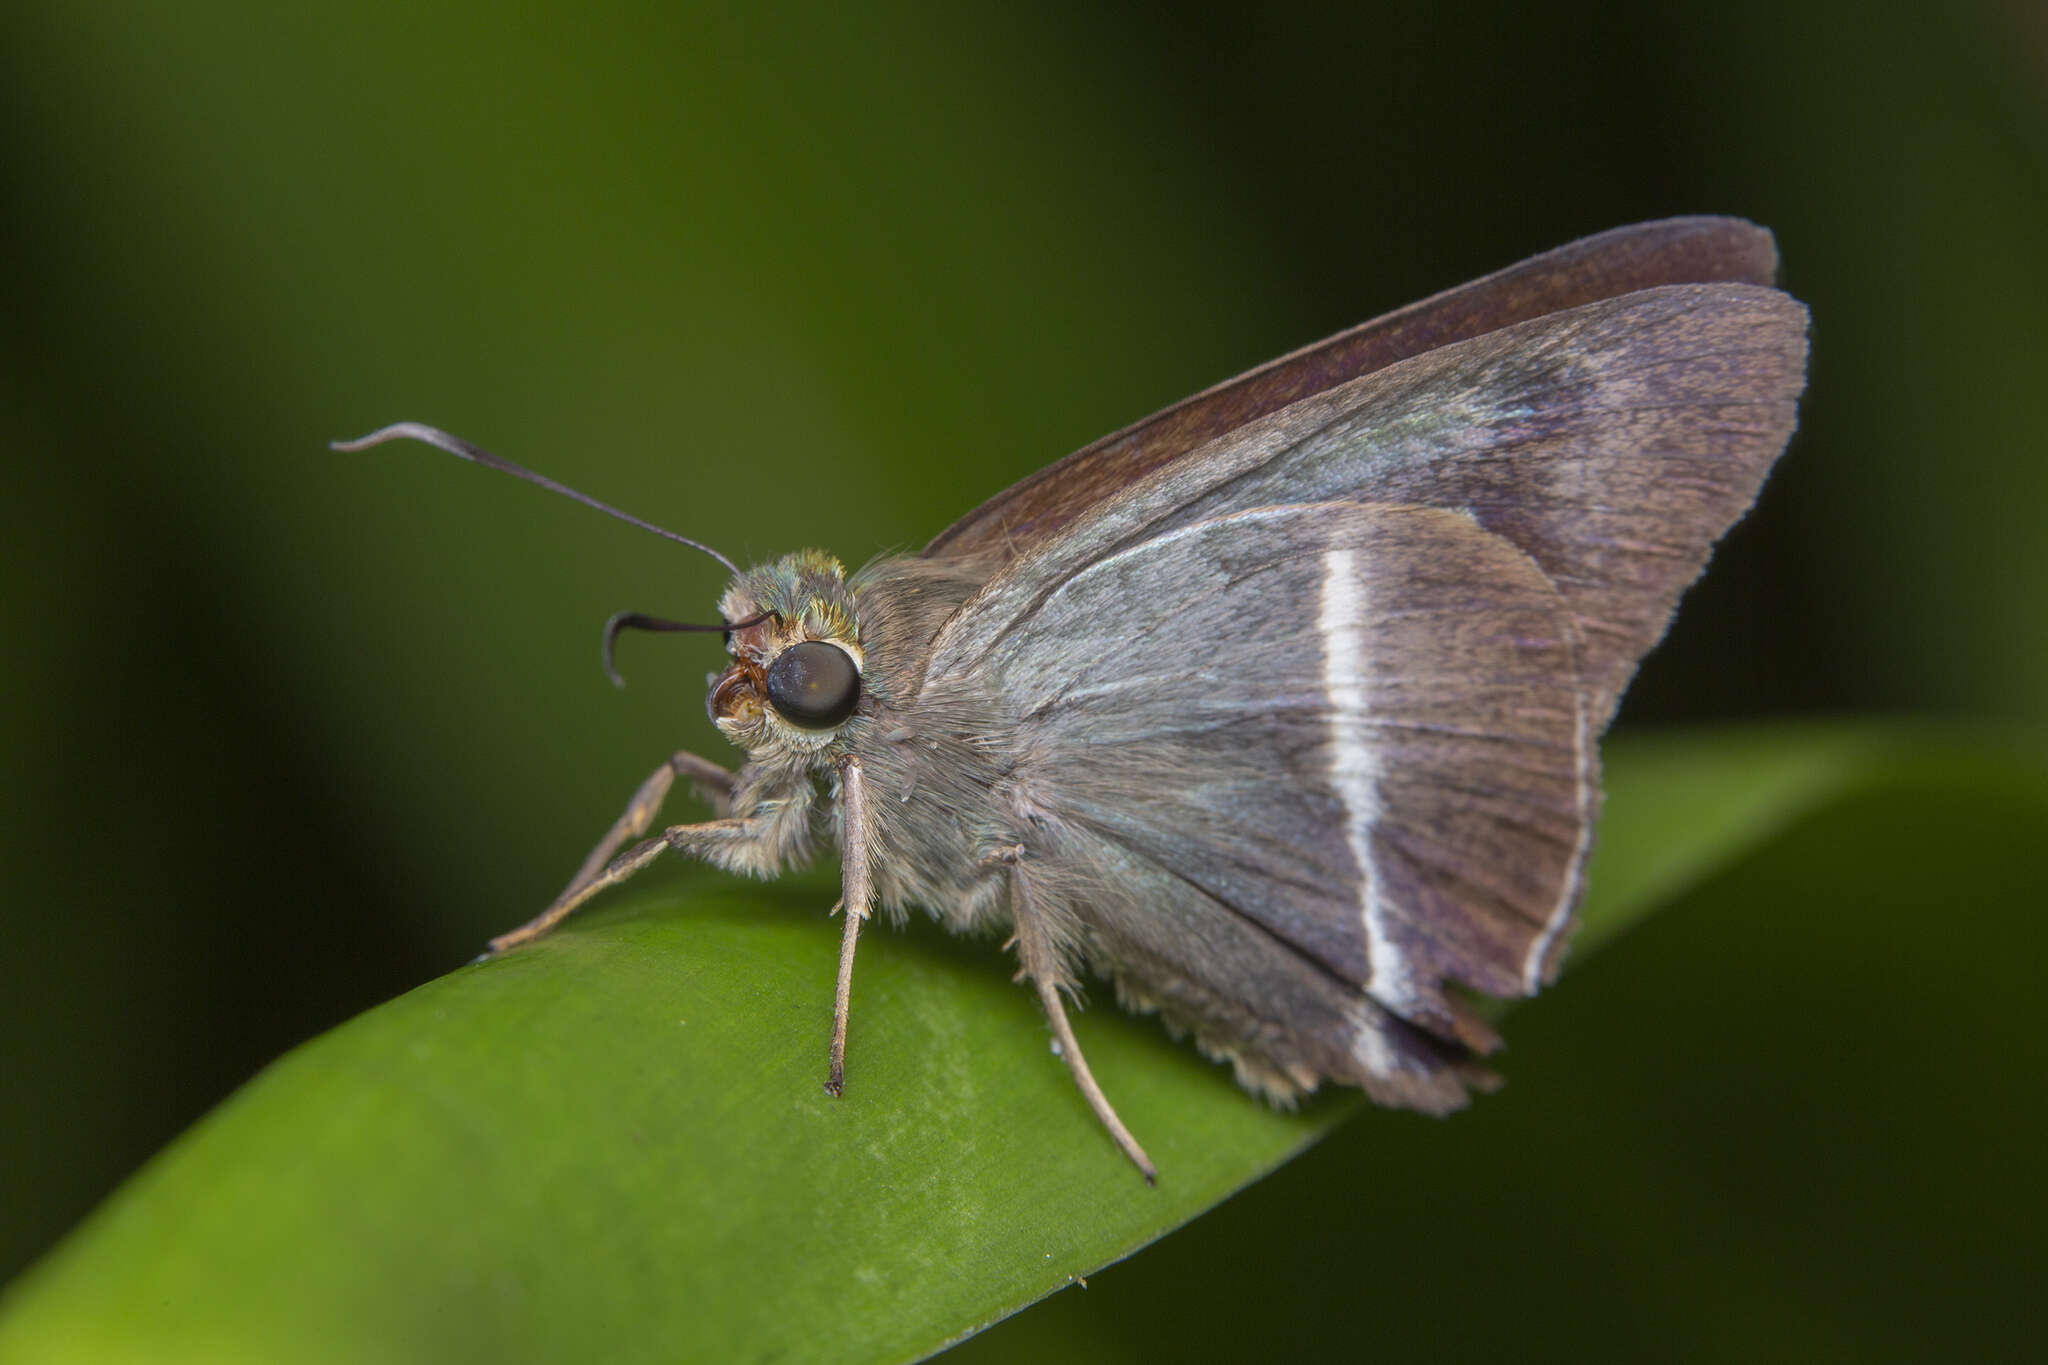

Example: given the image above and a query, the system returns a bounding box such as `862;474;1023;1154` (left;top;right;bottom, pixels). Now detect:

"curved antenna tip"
330;422;441;453
601;609;772;689
602;610;634;689
328;421;742;576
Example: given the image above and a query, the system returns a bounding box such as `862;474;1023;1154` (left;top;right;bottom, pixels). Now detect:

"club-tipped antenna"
603;609;773;688
331;422;741;577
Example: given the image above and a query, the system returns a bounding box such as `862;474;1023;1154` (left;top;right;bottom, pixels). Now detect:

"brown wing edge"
924;216;1782;559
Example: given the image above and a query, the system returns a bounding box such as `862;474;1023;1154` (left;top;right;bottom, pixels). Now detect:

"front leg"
485;815;761;956
561;751;737;899
484;758;806;958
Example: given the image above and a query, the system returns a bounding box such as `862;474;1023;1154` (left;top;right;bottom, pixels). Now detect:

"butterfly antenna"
331;422;741;577
602;610;772;687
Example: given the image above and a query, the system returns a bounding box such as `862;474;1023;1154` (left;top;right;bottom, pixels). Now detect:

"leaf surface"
1;723;2037;1364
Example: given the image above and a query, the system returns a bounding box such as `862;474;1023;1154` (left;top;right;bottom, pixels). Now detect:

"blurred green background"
2;1;2044;1360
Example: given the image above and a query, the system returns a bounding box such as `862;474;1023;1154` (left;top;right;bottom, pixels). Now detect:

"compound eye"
763;641;860;729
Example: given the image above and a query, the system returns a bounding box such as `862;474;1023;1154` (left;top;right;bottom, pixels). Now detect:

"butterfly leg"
1009;864;1157;1185
824;757;874;1097
482;750;736;956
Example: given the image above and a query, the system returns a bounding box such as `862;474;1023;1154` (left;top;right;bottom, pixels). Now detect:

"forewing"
929;283;1808;732
925;216;1782;560
979;502;1588;1093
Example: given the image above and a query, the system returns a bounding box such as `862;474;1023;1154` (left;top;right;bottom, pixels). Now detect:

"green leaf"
1;723;2040;1364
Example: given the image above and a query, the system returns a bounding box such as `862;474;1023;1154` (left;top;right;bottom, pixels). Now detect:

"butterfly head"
707;550;866;758
328;424;871;765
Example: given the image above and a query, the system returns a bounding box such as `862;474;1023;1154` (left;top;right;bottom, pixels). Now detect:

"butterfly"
339;216;1808;1182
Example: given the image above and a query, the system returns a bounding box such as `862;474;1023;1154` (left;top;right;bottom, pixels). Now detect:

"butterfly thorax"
844;550;1026;933
704;548;1018;929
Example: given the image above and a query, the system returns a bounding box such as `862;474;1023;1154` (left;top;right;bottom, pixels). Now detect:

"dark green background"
3;2;2043;1360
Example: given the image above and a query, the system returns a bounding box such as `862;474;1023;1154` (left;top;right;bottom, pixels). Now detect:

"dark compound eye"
763;641;860;729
